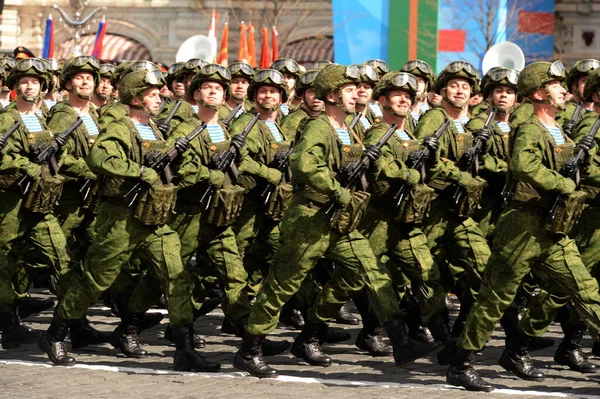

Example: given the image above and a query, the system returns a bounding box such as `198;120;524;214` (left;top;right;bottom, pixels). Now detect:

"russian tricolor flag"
42;15;54;58
92;18;107;59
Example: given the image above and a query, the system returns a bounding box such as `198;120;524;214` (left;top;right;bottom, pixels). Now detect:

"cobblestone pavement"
1;291;600;399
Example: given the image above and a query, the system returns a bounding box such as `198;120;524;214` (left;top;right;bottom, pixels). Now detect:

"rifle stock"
0;121;21;151
221;103;243;128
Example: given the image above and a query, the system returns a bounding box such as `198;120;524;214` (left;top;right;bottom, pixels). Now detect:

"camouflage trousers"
247;202;401;336
458;207;600;351
0;190;69;305
57;200;193;328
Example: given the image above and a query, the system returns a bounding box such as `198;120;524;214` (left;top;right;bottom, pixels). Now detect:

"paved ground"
1;291;600;399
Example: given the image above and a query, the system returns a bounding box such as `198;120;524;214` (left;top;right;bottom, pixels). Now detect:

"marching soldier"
91;63;115;109
217;61;254;122
271;58;302;116
401;60;436;123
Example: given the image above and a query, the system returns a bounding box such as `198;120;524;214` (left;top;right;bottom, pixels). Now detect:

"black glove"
475;127;492;141
144;150;163;166
54;133;68;147
423;136;439;153
364;145;381;162
576;135;595;154
562;121;575;135
561;156;580;179
174;137;190;153
156;119;169;136
231;134;246;151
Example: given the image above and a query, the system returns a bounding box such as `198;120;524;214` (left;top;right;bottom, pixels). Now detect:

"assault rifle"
324;123;398;224
259;141;294;206
123;121;208;207
0;121;21;151
548;115;600;221
157;97;173;115
199;112;261;210
155;100;182;136
563;101;584;137
348;113;362;130
220;103;243;128
17;118;83;195
452;107;497;205
391;119;452;211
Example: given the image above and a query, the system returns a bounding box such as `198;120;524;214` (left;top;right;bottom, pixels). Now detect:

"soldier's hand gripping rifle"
220;103;243;128
155;100;182;136
0;121;21;152
324;123;398;224
123;121;208;207
17;118;83;195
391;119;452;211
562;101;584;137
548;115;600;221
199;112;261;210
452;107;497;206
259;141;294;206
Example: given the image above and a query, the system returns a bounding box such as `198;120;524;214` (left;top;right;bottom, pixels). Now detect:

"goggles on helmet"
446;61;479;78
229;62;254;77
573;59;600;74
0;57;16;70
167;63;184;75
488;67;519;85
402;60;433;75
344;65;360;79
185;59;208;69
358;65;378;82
131;60;158;72
201;64;231;80
16;58;47;73
364;59;389;73
99;63;116;74
254;69;284;85
300;70;320;86
271;58;300;75
43;59;61;72
549;61;566;78
143;70;167;86
391;72;419;92
312;60;332;69
71;56;100;69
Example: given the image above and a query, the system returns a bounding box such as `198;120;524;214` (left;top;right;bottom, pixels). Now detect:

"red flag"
218;22;229;66
238;22;248;62
271;26;279;62
92;18;107;58
247;23;256;68
260;26;271;69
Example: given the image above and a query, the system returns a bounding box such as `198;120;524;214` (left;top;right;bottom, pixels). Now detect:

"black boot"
70;316;111;349
384;317;443;367
233;334;279;378
554;321;597;373
593;341;600;357
499;332;545;381
38;313;76;366
165;324;206;348
401;290;434;344
279;302;305;330
1;305;39;349
334;302;360;325
172;324;220;372
446;348;493;392
290;320;332;366
320;326;351;344
136;312;164;332
428;315;457;365
232;317;290;356
110;313;148;358
18;296;55;319
355;327;393;357
221;317;240;335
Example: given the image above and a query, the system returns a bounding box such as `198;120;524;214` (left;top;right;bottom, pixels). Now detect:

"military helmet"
271;58;301;78
119;69;166;105
566;59;600;93
0;65;5;84
112;61;134;86
60;55;101;91
7;58;48;91
99;63;116;79
0;56;16;75
373;71;419;101
175;58;209;82
434;60;480;95
42;58;61;92
312;60;332;70
357;64;379;86
228;61;254;81
165;62;185;87
247;69;289;103
314;63;359;101
188;63;231;99
295;69;320;96
481;67;519;98
401;60;435;89
583;68;600;102
364;59;389;77
517;61;566;97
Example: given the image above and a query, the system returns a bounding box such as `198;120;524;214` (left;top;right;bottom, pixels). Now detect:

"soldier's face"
141;87;162;116
428;91;443;106
303;88;323;113
196;81;224;106
491;86;516;112
171;80;186;98
442;78;471;108
96;77;113;99
574;76;587;99
542;81;567;110
469;93;483;106
338;83;358;113
356;83;373;104
256;86;281;111
17;76;41;102
383;89;412;115
416;77;427;96
283;73;296;92
231;77;249;101
159;85;171;98
69;72;95;98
